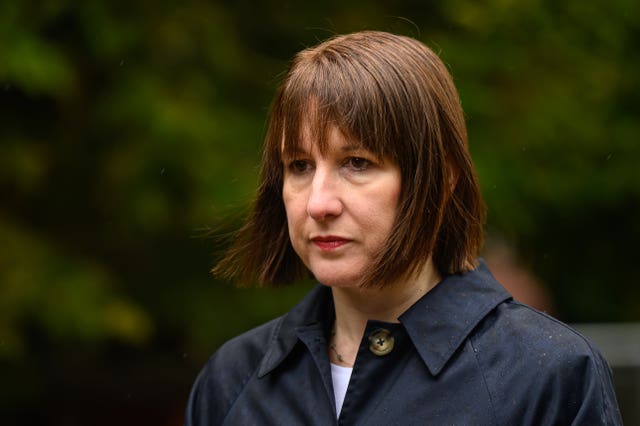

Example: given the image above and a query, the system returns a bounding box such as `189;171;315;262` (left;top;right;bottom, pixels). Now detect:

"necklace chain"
330;326;346;363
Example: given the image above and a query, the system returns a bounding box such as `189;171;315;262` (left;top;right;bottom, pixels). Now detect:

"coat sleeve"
184;345;259;426
475;304;624;425
570;347;622;425
184;358;223;426
184;318;282;426
184;363;203;426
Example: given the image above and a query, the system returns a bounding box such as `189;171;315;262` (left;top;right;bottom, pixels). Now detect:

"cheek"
282;192;309;263
381;177;402;219
282;189;304;233
358;196;398;243
372;179;401;239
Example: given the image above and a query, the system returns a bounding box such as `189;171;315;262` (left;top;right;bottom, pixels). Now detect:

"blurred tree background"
0;0;638;424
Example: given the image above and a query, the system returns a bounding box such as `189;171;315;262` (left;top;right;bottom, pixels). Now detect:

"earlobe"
447;163;459;195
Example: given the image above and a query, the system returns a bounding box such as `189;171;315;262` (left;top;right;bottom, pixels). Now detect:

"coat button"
368;328;394;356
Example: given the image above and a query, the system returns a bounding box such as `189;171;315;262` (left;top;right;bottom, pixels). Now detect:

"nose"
306;168;343;221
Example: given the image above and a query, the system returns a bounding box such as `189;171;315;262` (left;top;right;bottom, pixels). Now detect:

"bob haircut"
214;31;485;288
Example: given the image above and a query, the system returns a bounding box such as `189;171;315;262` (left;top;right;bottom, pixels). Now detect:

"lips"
311;236;351;251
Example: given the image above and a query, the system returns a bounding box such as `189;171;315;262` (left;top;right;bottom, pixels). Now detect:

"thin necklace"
329;326;346;363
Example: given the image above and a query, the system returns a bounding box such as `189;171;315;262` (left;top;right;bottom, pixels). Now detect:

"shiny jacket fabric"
185;261;622;425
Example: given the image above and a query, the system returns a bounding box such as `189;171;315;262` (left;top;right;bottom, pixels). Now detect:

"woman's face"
282;125;401;287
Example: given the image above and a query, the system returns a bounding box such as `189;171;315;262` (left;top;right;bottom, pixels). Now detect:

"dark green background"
1;1;638;424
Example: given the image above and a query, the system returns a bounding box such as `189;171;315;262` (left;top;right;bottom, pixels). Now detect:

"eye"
289;160;311;174
345;157;371;171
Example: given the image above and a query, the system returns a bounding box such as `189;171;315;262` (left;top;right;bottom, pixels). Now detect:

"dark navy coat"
185;261;622;425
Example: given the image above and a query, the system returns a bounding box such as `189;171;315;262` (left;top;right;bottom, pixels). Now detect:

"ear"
447;161;459;196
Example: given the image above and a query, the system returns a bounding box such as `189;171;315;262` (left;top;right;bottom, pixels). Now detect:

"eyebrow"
282;143;365;155
281;146;307;159
340;144;365;153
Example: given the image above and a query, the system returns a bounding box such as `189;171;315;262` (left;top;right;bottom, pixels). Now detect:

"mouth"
311;236;351;251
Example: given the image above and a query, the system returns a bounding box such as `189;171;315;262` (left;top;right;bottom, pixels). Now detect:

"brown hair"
214;31;485;287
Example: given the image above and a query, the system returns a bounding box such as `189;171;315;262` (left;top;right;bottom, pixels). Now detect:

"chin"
312;271;362;288
305;258;368;287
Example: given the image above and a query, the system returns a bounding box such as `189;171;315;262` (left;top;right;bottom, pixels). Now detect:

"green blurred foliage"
0;0;638;423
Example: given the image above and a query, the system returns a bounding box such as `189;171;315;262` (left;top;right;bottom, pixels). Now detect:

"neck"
328;260;441;366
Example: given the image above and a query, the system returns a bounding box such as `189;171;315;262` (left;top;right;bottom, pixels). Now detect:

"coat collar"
400;260;512;375
257;284;334;378
258;259;512;378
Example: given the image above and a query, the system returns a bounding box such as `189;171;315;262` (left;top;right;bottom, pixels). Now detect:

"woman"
186;31;621;425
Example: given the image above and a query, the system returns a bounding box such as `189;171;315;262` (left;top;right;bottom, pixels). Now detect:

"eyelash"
287;157;373;174
290;160;309;174
345;157;371;171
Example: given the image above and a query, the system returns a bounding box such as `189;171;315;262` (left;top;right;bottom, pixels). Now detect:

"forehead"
283;122;363;154
280;108;386;163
